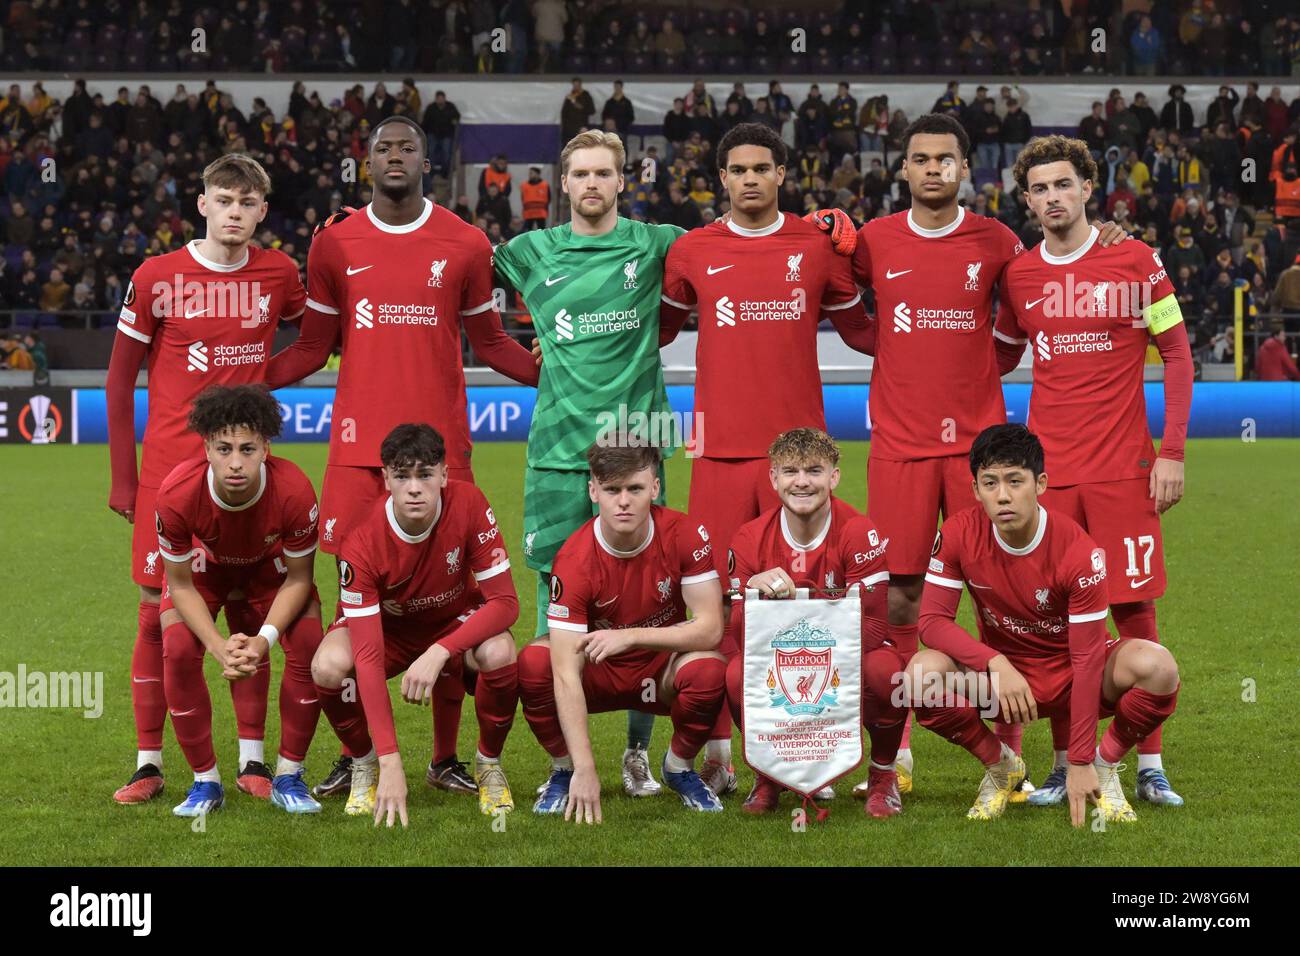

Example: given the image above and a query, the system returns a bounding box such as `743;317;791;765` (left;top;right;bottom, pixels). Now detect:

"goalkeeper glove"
314;206;358;236
803;208;858;257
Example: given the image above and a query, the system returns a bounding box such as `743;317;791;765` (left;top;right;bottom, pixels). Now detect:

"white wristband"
257;623;280;650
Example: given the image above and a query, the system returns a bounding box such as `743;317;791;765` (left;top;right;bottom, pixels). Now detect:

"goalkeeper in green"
493;130;688;798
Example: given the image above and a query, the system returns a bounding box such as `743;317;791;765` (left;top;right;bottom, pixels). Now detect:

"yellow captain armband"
1143;293;1184;335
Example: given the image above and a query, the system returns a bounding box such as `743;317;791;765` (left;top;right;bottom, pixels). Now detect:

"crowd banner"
741;586;864;801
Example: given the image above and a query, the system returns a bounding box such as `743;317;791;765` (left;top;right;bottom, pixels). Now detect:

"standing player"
517;442;728;821
995;136;1192;806
839;114;1125;799
265;115;537;800
155;385;347;816
659;122;874;795
309;424;521;826
908;424;1180;825
722;429;904;818
108;154;308;804
492;130;685;799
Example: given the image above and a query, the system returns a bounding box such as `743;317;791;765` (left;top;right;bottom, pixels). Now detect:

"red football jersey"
660;214;862;458
117;241;306;486
154;456;319;575
923;505;1110;662
852;207;1023;460
306;199;495;470
729;497;889;594
337;479;508;629
995;226;1180;486
545;506;719;667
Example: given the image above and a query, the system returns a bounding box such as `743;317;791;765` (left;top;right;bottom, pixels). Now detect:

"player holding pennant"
994;136;1192;806
108;154;308;805
908;424;1180;825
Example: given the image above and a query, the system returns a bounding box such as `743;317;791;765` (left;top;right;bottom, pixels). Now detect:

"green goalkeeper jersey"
494;217;684;471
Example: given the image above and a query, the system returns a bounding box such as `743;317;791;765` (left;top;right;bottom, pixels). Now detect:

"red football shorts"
578;650;674;716
326;604;483;681
320;463;475;555
1040;478;1165;602
868;453;976;576
993;639;1127;722
131;484;164;588
160;559;321;624
689;456;780;578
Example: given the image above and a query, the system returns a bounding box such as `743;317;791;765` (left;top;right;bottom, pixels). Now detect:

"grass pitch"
0;440;1294;866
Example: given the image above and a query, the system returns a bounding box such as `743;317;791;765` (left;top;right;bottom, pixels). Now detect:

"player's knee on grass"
470;632;516;673
311;629;354;689
887;575;924;625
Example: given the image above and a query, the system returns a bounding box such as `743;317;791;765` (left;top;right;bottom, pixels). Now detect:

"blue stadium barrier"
67;383;1300;444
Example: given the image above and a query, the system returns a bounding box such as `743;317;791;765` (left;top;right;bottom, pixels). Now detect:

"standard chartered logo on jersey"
551;306;640;342
712;288;807;327
353;296;439;330
891;300;976;333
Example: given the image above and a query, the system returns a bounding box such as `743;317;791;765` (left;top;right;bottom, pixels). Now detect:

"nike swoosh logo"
885;268;912;279
132;676;161;683
1024;297;1046;310
544;275;569;286
595;596;618;607
170;708;197;716
298;698;319;705
184;308;208;319
346;265;373;275
706;265;734;275
968;582;993;590
1130;577;1153;589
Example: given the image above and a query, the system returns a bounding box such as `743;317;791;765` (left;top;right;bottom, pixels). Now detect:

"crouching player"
518;441;727;821
907;424;1180;825
310;424;520;827
155;385;340;817
723;428;905;818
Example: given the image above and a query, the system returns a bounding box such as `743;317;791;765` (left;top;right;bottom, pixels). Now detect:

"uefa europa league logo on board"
28;394;54;445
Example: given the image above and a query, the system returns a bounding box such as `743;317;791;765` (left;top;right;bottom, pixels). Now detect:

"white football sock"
275;757;302;777
238;738;264;767
1137;753;1163;772
195;765;220;783
354;748;377;767
870;760;894;771
552;755;574;771
476;749;499;765
1054;749;1068;769
705;738;731;764
895;748;913;772
1094;747;1118;768
664;749;692;774
138;749;162;770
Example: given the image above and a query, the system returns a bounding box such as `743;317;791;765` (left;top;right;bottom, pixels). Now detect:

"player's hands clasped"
566;767;602;825
401;644;450;703
1149;457;1184;514
218;634;259;680
748;568;799;599
375;755;409;828
1066;762;1100;828
988;655;1038;724
579;629;632;664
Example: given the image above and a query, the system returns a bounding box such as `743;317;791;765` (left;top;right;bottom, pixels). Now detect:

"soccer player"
517;441;728;821
908;424;1180;825
838;114;1128;799
265;115;537;799
309;424;520;826
154;385;345;816
994;136;1192;806
108;154;308;804
722;428;904;818
492;130;685;799
659;122;873;795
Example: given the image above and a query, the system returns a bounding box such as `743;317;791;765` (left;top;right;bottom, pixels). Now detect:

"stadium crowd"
1;69;1299;376
4;1;1300;77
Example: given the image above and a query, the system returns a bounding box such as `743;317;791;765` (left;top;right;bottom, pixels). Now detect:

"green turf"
0;440;1294;865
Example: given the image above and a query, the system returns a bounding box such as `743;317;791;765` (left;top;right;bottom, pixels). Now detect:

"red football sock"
229;655;271;744
724;654;743;728
668;657;727;761
473;661;518;759
887;622;919;656
995;721;1024;755
917;696;1002;766
1099;685;1179;765
1050;713;1070;752
432;671;465;763
162;621;216;773
131;600;166;752
1111;601;1164;754
314;681;372;757
517;644;567;757
862;647;907;765
276;616;324;763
